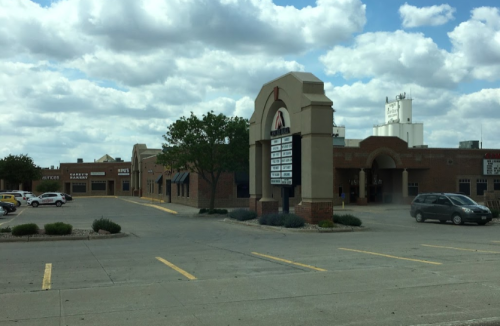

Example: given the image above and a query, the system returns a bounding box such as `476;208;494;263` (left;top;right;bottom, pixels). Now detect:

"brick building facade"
333;136;500;205
134;145;251;208
32;160;132;196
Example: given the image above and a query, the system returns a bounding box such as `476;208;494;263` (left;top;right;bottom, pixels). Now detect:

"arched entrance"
367;153;397;203
362;147;402;204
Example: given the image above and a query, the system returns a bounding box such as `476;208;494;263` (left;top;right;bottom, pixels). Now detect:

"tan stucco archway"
250;72;334;223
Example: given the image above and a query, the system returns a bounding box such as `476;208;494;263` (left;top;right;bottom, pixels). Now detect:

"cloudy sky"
1;0;499;168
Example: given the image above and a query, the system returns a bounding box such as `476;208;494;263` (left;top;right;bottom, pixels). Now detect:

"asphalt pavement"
0;197;499;326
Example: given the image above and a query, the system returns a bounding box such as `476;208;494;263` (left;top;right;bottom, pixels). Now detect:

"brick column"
295;201;333;224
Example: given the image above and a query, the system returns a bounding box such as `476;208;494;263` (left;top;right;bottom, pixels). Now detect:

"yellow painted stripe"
140;197;165;203
42;263;52;290
251;252;327;271
339;248;442;265
492;241;500;243
156;257;197;280
422;244;500;254
0;207;26;226
119;198;178;214
144;204;177;214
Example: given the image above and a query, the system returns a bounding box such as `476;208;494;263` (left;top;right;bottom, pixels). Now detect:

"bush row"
333;214;363;226
6;218;122;237
318;220;335;228
491;209;499;218
259;213;305;228
226;210;363;228
229;209;257;221
199;208;228;215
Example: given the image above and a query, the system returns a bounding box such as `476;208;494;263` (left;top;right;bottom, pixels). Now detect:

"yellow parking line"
119;198;177;214
422;244;500;254
143;204;177;214
140;197;165;203
251;252;327;271
156;257;197;280
339;248;442;265
42;263;52;290
0;208;25;226
493;241;500;243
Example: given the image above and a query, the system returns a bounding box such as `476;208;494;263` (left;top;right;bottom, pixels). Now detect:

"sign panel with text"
269;135;301;186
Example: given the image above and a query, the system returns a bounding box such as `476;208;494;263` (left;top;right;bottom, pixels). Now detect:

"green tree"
157;111;249;210
36;180;62;193
0;154;42;188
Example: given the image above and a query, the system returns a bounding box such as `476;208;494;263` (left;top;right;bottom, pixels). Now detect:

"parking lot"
1;197;499;326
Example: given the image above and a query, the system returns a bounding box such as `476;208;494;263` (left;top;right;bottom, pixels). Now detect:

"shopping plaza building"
14;73;498;218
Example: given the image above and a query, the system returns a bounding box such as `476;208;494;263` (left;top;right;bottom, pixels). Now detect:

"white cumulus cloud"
399;2;455;28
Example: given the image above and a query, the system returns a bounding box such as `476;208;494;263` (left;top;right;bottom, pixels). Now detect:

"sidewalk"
125;196;410;215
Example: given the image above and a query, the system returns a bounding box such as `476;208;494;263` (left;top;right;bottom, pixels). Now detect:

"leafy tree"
157;111;249;210
36;180;61;193
0;154;42;188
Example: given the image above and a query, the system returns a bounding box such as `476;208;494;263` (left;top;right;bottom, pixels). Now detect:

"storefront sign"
70;173;88;179
483;159;500;175
42;176;60;180
118;168;130;176
485;153;500;159
91;172;105;176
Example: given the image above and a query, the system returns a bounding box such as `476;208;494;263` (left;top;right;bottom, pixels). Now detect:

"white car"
3;191;35;206
28;192;66;207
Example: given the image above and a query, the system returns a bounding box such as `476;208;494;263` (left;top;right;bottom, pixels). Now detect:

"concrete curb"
221;218;367;233
0;233;129;243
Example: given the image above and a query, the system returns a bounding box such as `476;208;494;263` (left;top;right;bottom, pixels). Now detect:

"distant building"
33;156;132;196
373;93;424;148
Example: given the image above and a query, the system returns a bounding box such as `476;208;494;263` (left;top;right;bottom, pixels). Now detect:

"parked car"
3;191;34;206
0;194;18;206
62;193;73;201
0;201;17;215
410;193;492;225
28;192;66;208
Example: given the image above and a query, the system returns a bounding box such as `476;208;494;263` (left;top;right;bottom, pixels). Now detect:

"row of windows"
71;181;130;193
406;179;500;197
459;179;500;196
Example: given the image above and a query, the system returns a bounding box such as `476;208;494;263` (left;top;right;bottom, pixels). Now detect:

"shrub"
199;208;228;214
12;223;39;236
0;226;12;233
333;214;362;226
258;214;270;225
267;213;286;226
318;220;334;228
36;179;61;193
229;209;257;221
491;209;499;218
92;218;121;234
283;214;305;228
44;222;73;235
259;213;304;228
